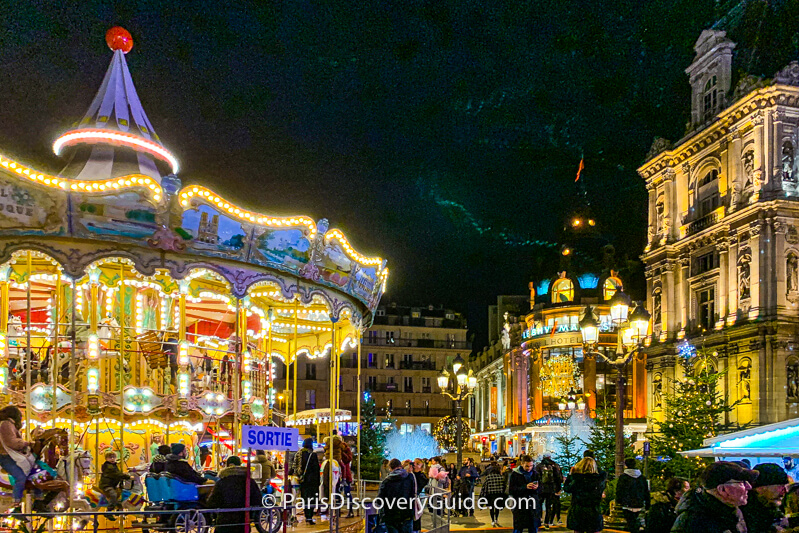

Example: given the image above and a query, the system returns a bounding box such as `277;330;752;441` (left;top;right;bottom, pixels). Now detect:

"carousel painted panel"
0;171;67;236
176;204;250;260
249;226;312;275
70;190;161;243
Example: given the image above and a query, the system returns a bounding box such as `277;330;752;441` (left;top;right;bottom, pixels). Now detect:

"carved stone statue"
788;361;799;400
774;61;799;86
738;361;751;400
652;288;662;327
784;141;796;182
788;255;799;294
653;373;663;411
738;246;752;300
743;150;755;188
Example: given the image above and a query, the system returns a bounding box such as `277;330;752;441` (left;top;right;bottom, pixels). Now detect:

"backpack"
540;465;554;484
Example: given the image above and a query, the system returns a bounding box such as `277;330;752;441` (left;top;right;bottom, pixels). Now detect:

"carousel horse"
69;451;145;511
319;459;341;500
0;428;70;512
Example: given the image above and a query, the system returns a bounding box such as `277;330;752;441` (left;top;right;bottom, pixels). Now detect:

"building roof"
680;417;799;458
54;28;177;184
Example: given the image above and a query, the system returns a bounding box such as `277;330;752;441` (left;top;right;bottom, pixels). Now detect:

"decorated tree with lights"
554;412;590;471
359;392;386;479
433;415;472;451
582;397;633;475
650;342;737;479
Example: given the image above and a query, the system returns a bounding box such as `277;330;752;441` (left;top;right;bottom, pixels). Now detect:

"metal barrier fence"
0;506;284;533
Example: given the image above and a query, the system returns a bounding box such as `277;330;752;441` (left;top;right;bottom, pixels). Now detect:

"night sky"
1;1;798;348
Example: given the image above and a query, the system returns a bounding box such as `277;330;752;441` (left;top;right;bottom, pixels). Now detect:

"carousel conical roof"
53;27;178;183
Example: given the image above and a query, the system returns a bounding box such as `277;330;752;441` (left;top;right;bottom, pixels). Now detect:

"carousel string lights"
0;24;386;509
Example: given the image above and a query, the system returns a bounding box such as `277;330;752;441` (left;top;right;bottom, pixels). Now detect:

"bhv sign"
242;425;300;451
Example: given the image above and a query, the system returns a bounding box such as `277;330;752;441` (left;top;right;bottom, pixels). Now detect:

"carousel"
0;27;385;514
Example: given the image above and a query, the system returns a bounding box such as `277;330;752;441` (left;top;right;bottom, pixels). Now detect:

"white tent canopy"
680;417;799;461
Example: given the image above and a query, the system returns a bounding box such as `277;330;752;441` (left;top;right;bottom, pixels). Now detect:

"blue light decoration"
537;279;551;296
577;273;599;289
363;391;372;402
678;341;697;359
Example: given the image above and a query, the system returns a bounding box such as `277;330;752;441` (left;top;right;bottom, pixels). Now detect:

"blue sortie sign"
241;425;300;451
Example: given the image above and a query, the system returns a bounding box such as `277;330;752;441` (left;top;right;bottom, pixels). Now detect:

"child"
99;452;130;512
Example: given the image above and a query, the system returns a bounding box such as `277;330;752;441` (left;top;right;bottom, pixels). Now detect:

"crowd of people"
372;451;799;533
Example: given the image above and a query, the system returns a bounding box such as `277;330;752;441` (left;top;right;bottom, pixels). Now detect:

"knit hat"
752;463;789;487
171;443;186;455
700;461;759;489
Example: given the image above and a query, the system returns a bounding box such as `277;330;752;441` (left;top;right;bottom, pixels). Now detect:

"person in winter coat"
671;461;759;533
377;458;416;533
616;458;651;533
165;443;207;485
427;456;450;491
740;463;790;533
507;454;540;533
150;445;171;474
99;451;130;512
645;477;689;533
0;405;31;506
292;438;321;525
341;444;355;518
480;461;507;528
323;430;344;462
207;456;262;533
254;450;275;488
535;453;563;529
563;457;606;533
458;458;480;516
380;459;391;480
411;459;428;533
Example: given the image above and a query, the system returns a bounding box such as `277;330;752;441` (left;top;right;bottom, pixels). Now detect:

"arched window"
698;169;718;187
703;76;718;121
603;277;623;301
696;166;720;217
551;278;574;303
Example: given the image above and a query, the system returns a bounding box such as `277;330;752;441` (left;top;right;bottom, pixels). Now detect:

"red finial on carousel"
105;27;133;54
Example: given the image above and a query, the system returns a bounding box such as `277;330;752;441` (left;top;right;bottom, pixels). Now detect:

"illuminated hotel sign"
523;320;613;339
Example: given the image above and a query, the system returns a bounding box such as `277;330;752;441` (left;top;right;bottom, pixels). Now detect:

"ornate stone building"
640;29;799;427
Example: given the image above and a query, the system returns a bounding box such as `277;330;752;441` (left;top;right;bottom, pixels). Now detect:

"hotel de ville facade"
641;29;799;429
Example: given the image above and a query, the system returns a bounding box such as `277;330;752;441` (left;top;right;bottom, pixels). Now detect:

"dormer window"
703;76;718;121
551;278;574;303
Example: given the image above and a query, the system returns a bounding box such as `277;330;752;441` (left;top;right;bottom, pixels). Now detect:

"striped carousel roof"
54;27;178;184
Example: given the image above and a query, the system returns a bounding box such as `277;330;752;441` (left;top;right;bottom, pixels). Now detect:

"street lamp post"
579;293;650;477
438;354;477;469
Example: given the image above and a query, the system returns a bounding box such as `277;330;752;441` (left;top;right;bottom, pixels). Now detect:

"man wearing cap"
672;461;758;533
740;463;790;533
165;443;207;486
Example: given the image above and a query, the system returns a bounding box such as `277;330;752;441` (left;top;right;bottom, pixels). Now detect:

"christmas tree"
650;342;737;479
554;412;590;471
359;391;386;480
582;395;633;475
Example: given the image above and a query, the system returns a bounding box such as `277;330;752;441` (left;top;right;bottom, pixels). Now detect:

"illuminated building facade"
641;29;799;427
472;274;648;457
